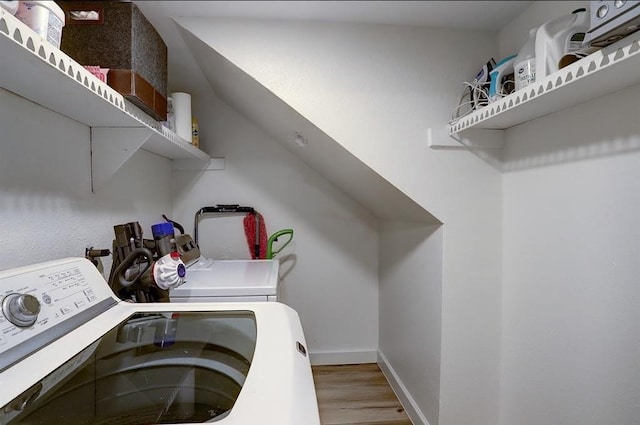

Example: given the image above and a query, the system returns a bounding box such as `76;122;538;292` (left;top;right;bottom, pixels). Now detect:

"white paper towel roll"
171;92;192;142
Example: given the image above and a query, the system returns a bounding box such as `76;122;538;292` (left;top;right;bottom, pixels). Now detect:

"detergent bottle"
514;28;537;92
535;8;589;80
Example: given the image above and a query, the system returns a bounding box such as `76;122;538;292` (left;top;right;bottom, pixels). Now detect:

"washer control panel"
0;258;116;355
2;293;41;327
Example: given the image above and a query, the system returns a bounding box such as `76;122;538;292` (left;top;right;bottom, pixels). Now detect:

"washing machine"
0;258;320;425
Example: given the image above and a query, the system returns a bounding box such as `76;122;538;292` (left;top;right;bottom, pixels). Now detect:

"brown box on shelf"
58;1;167;121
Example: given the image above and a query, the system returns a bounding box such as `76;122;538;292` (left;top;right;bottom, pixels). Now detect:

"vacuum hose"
111;247;154;289
109;247;186;303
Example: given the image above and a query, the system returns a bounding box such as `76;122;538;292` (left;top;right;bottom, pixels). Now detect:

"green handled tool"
267;229;294;259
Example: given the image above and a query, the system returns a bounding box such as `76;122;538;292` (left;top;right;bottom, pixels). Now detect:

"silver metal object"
584;0;640;47
2;294;41;327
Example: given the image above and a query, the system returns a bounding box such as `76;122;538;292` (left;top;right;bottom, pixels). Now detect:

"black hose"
162;214;185;234
110;247;154;289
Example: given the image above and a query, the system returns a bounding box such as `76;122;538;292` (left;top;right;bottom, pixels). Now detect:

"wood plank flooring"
312;363;412;425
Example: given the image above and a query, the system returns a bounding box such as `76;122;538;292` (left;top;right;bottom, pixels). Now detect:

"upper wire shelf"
0;9;208;161
448;32;640;135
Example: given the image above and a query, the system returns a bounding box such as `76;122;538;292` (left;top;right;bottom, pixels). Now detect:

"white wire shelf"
0;9;208;162
448;31;640;135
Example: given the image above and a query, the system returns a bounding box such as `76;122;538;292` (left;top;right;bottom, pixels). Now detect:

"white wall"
0;88;173;273
160;7;384;365
499;2;640;424
379;221;443;425
170;89;380;364
176;18;503;425
501;84;640;425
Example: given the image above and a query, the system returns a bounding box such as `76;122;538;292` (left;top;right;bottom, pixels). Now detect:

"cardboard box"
59;1;167;121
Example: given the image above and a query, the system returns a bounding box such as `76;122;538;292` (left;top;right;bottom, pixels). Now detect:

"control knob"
2;293;41;327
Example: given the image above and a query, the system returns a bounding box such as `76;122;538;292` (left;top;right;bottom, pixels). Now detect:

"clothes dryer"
171;234;281;303
170;258;280;303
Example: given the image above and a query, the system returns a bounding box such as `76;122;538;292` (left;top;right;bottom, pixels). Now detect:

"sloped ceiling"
132;2;533;224
175;21;440;223
136;1;533;32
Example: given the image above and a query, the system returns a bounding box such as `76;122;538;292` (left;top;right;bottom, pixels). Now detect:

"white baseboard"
309;350;377;365
377;350;430;425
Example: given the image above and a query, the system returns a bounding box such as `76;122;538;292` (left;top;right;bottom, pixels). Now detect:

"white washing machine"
0;258;320;425
170;258;280;303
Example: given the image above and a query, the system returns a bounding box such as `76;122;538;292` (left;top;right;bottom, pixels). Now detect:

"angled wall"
170;91;382;364
175;18;502;425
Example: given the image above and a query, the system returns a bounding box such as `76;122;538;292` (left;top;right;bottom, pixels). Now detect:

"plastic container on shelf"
514;28;537;92
535;8;590;80
14;1;65;48
171;92;192;142
0;1;19;15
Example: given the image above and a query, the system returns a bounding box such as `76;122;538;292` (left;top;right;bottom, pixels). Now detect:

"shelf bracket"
90;127;152;192
429;127;505;150
172;157;225;171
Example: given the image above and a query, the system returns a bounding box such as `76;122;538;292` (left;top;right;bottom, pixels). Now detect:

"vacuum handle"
194;204;256;246
267;229;294;259
199;205;256;214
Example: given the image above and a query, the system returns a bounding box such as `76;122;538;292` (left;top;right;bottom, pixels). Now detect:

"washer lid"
172;260;279;298
1;310;257;424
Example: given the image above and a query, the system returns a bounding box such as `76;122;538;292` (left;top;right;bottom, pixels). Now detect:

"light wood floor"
312;363;412;425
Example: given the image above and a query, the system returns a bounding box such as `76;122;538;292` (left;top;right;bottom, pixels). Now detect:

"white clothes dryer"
170;257;280;303
171;234;281;303
0;257;319;425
